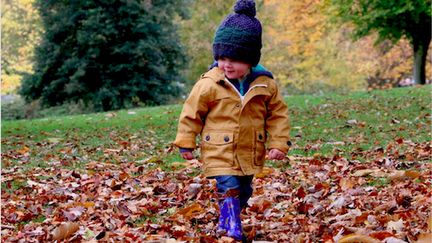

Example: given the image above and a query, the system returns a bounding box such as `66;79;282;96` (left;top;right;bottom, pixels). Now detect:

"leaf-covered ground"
2;86;431;242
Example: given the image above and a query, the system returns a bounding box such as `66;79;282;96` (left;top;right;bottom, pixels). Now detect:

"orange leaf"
338;234;381;243
82;202;95;208
404;170;420;179
176;203;203;219
17;146;30;155
52;222;79;241
255;167;274;178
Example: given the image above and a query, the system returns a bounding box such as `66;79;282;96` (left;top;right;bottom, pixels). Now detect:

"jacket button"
205;135;210;141
224;136;229;142
258;134;263;140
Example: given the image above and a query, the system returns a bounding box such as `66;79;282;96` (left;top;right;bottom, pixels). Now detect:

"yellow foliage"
1;0;41;94
260;0;431;93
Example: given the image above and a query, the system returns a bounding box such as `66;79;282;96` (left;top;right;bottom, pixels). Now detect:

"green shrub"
1;97;95;121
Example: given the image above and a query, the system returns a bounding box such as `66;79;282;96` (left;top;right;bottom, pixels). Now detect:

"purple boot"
217;197;243;240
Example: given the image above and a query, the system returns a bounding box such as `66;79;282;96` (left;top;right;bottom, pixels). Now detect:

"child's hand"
268;148;285;160
181;151;194;160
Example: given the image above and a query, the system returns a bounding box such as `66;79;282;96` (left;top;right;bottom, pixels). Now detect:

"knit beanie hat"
213;0;262;66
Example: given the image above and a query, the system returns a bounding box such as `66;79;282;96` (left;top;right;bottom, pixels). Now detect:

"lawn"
1;85;431;242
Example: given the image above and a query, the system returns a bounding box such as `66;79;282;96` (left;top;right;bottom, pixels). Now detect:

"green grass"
287;86;431;158
2;86;431;171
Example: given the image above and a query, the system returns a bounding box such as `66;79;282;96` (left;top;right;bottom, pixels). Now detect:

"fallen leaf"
17;146;30;155
296;187;307;199
47;137;62;143
352;169;379;177
369;231;394;240
329;196;345;209
404;170;420;179
187;183;202;198
391;118;400;124
415;233;432;243
327;141;345;146
386;219;404;232
105;112;117;118
52;222;79;241
388;170;407;181
338;234;381;243
255;167;274;178
63;206;85;221
249;198;272;213
176;203;203;219
340;178;355;190
428;214;432;231
347;119;358;125
220;236;236;243
383;237;408;243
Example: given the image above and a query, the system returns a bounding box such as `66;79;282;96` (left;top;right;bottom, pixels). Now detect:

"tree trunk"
412;36;431;85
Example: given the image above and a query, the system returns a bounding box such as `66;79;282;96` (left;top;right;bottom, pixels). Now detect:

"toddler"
174;0;290;240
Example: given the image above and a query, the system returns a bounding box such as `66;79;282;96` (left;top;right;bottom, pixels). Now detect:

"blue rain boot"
218;197;243;240
217;200;228;234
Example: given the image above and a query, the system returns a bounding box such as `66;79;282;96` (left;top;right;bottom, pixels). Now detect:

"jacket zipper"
224;78;267;105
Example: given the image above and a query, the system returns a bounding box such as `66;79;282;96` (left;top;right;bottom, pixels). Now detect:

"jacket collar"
203;67;226;82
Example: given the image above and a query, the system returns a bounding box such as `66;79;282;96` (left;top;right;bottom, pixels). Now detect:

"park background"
1;0;431;242
1;0;431;118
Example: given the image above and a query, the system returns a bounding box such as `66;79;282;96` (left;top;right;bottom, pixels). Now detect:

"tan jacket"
174;67;290;177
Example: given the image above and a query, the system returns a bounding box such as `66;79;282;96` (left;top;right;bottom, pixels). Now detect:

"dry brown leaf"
52;222;79;241
352;169;379;177
164;239;184;243
338;234;381;243
416;233;432;243
428;214;432;231
82;240;98;243
340;178;355;190
388;170;407;181
249;197;272;213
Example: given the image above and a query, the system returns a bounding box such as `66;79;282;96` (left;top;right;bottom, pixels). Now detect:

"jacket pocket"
254;130;266;166
201;132;234;168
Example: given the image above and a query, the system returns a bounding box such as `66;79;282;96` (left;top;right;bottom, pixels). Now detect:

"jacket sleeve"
265;82;291;153
173;80;210;149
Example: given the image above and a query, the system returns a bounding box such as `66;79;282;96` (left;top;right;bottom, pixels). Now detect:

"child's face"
218;57;252;80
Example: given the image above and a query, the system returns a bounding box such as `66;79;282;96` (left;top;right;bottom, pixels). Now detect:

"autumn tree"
262;0;371;93
329;0;431;85
1;0;41;94
180;0;235;88
21;0;188;111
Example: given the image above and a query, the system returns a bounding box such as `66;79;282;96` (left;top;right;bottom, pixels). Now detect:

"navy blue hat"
213;0;262;66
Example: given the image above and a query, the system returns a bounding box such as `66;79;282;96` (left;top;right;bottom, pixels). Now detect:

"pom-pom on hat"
213;0;262;66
